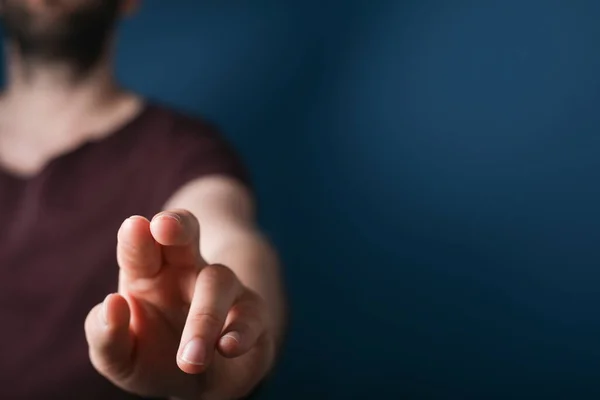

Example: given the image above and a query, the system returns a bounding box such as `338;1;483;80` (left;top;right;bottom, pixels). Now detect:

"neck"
2;45;121;114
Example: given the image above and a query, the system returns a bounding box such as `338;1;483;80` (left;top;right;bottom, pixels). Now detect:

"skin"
0;0;287;399
85;177;286;400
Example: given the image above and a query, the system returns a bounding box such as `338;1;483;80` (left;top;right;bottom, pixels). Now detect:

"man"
0;0;286;399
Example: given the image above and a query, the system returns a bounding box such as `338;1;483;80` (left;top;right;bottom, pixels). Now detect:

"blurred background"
5;0;600;398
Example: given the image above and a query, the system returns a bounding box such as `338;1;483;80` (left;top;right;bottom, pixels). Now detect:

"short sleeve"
153;111;253;203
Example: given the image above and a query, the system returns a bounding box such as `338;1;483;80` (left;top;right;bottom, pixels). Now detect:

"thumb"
85;293;135;382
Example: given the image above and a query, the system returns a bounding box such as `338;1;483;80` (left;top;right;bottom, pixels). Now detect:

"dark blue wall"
6;0;600;398
120;1;600;399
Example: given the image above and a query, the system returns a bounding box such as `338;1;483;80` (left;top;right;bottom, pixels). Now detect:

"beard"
0;0;123;76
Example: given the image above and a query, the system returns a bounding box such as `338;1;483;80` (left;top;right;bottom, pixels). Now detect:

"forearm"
159;178;286;400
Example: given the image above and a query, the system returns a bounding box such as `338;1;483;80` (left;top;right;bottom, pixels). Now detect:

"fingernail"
101;294;111;326
181;338;205;365
155;212;181;224
222;331;241;344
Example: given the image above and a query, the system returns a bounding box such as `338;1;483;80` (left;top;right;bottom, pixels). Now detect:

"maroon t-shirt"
0;103;251;399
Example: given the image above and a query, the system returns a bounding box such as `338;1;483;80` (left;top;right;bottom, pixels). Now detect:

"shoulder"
135;101;253;198
139;102;229;152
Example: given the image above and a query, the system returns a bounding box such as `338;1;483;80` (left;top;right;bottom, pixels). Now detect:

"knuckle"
229;297;265;332
202;264;237;288
200;265;220;281
189;308;225;328
243;296;268;327
230;321;253;338
245;290;266;307
117;241;146;266
229;302;257;321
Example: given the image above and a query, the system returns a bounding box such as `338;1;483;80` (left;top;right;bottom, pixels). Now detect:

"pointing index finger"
177;264;243;374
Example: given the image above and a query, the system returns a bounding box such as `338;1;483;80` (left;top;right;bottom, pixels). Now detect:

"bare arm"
164;175;287;350
86;175;287;400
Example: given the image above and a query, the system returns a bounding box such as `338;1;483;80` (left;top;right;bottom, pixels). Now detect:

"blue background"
116;1;600;399
8;0;600;398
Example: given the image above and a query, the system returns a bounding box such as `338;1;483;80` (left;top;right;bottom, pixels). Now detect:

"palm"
85;212;273;400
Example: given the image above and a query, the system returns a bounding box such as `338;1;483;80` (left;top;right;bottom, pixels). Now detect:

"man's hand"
84;210;276;400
